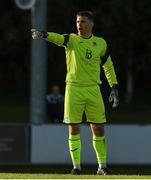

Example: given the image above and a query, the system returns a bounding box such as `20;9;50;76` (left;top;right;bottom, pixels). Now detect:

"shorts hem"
87;121;106;124
63;121;82;125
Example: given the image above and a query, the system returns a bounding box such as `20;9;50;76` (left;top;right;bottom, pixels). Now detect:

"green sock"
69;134;81;169
93;135;107;168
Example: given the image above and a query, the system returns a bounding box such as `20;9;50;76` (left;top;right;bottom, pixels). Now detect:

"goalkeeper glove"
31;28;48;40
109;84;119;108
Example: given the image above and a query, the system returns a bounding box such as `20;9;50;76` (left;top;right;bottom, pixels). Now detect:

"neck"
78;32;92;39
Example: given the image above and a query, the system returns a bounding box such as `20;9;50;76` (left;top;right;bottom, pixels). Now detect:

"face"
52;85;60;96
76;15;94;37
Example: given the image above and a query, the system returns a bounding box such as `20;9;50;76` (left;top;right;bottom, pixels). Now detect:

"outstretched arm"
31;28;69;47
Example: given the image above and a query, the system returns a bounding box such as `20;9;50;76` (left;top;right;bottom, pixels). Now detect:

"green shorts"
63;84;106;124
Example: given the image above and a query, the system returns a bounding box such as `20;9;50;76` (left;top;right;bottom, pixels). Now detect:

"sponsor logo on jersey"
92;42;97;47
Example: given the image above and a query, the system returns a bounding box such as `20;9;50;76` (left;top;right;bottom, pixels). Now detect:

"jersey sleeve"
101;40;118;87
46;32;70;48
102;56;118;87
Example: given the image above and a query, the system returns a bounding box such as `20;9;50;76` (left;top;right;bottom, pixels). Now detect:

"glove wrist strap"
40;31;48;38
112;84;118;89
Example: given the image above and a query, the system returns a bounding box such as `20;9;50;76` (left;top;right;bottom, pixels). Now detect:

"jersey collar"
78;34;93;39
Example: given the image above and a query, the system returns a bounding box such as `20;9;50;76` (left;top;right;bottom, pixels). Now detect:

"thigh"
85;86;106;124
64;85;85;124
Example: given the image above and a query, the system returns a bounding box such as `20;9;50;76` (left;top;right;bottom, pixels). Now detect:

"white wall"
106;125;151;164
31;124;151;165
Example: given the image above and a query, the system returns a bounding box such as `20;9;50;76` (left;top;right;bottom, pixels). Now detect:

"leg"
64;85;85;174
90;123;104;136
69;124;80;135
68;124;81;173
85;86;107;174
90;124;107;170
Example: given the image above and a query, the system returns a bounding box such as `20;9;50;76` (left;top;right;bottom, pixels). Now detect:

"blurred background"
0;0;151;169
1;0;151;124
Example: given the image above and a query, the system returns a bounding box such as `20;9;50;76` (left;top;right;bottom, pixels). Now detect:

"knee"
69;124;80;135
91;124;104;136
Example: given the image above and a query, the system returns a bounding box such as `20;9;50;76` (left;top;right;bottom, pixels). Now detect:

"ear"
91;21;94;28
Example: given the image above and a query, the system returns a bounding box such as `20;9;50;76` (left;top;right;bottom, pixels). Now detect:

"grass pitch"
0;173;151;179
0;165;150;179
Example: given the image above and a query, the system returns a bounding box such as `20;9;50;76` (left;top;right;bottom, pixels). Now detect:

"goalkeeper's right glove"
31;29;48;40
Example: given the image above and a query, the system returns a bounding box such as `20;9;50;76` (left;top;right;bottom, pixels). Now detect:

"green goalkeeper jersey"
46;33;118;87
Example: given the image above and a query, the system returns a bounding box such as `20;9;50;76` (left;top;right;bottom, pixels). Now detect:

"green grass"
0;96;29;123
0;104;29;123
0;165;150;179
0;173;151;179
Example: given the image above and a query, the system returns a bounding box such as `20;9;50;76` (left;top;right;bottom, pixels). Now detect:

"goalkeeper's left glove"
31;28;48;40
109;84;119;108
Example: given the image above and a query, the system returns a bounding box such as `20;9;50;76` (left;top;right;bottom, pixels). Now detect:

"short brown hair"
76;11;94;22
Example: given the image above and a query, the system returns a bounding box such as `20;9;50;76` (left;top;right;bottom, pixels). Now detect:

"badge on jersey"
92;42;97;47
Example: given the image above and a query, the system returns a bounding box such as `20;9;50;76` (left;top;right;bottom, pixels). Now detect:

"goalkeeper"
31;11;119;175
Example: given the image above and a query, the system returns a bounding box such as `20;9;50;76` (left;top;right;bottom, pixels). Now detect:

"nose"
78;23;82;28
77;21;81;26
